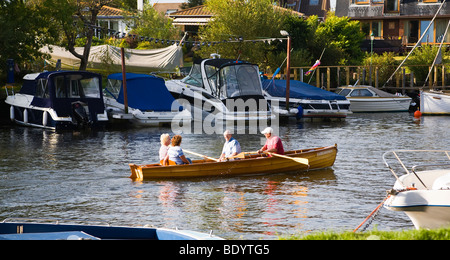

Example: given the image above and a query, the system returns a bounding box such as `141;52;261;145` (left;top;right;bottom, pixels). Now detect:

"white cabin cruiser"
104;73;191;127
420;90;450;115
165;58;274;123
5;71;108;130
336;85;412;112
383;150;450;229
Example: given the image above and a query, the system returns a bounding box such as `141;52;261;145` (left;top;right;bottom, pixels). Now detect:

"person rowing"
218;130;241;162
163;135;192;165
257;127;284;155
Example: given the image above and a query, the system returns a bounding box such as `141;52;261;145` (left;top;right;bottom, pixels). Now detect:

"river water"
0;113;449;239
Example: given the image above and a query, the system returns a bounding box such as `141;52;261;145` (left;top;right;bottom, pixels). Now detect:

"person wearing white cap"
258;127;284;155
219;130;242;161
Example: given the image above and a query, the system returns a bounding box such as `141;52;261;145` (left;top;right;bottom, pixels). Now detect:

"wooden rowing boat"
129;144;337;180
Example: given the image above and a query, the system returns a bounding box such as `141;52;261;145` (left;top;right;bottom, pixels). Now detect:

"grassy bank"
281;228;450;240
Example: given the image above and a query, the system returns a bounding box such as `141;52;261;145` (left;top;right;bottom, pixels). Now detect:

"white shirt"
221;137;241;158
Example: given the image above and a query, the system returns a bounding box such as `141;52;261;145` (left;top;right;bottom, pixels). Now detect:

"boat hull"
385;190;450;229
420;90;450;115
0;219;222;240
129;145;337;179
347;97;411;112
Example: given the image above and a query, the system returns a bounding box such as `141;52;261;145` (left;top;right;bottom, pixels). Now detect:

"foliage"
181;0;204;9
363;52;398;86
130;4;181;42
307;12;365;66
41;0;114;71
281;227;450;240
406;45;449;83
0;0;57;75
197;0;291;68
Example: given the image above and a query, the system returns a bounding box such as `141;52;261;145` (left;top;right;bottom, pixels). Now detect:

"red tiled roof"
169;5;213;17
98;6;124;17
168;4;303;18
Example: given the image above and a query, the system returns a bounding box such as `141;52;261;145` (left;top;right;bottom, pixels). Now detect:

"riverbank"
281;228;450;240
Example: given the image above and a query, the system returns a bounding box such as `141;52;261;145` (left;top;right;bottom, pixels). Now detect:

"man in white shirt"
218;130;241;161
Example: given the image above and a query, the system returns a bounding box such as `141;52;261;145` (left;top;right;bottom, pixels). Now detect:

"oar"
183;149;219;162
268;152;309;165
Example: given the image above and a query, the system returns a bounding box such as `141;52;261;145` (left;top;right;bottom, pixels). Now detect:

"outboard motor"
72;101;89;127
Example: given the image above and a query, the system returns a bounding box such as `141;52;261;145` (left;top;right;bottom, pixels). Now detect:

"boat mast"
382;0;447;89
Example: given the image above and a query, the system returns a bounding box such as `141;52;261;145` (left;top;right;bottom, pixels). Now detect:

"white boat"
383;150;450;229
104;73;191;127
4;71;108;130
262;79;351;120
420;90;450;115
336;85;411;112
165;58;274;123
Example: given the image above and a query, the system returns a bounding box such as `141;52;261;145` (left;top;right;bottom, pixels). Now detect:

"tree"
131;3;180;42
198;0;289;66
0;0;57;74
181;0;204;9
42;0;114;71
307;12;365;65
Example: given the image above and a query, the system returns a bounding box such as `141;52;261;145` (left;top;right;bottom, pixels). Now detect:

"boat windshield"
181;63;203;88
219;64;263;98
336;88;351;97
54;74;101;99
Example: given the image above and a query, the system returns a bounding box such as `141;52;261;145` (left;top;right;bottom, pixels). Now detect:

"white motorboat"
420;90;450;115
104;73;191;127
336;85;412;112
383;150;450;229
262;79;351;120
4;71;108;130
165;58;274;123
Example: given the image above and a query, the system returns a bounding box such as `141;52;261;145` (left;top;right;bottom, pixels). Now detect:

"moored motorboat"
0;218;223;240
164;58;274;123
4;71;108;130
383;150;450;229
420;90;450;115
129;145;337;180
262;79;351;120
336;85;412;112
104;73;191;127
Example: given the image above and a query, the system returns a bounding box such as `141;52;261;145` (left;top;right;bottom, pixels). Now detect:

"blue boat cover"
262;79;347;101
108;73;177;111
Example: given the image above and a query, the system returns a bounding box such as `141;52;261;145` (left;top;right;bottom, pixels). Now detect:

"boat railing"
4;85;15;97
1;217;111;227
383;150;450;189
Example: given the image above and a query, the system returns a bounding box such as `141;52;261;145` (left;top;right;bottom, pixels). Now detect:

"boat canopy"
18;71;105;117
182;59;263;98
262;79;347;101
106;73;181;112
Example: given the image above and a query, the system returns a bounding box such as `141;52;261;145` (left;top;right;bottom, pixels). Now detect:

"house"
152;2;184;16
95;5;130;38
168;4;304;34
335;0;450;53
278;0;331;20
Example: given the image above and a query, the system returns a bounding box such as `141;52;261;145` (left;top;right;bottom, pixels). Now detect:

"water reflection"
1;113;449;239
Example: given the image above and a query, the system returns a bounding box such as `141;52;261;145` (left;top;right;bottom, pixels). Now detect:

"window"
54;75;101;99
384;0;399;12
350;89;373;97
435;19;450;43
35;79;49;98
220;65;262;98
181;63;203;88
420;20;434;43
372;21;382;37
310;0;319;5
